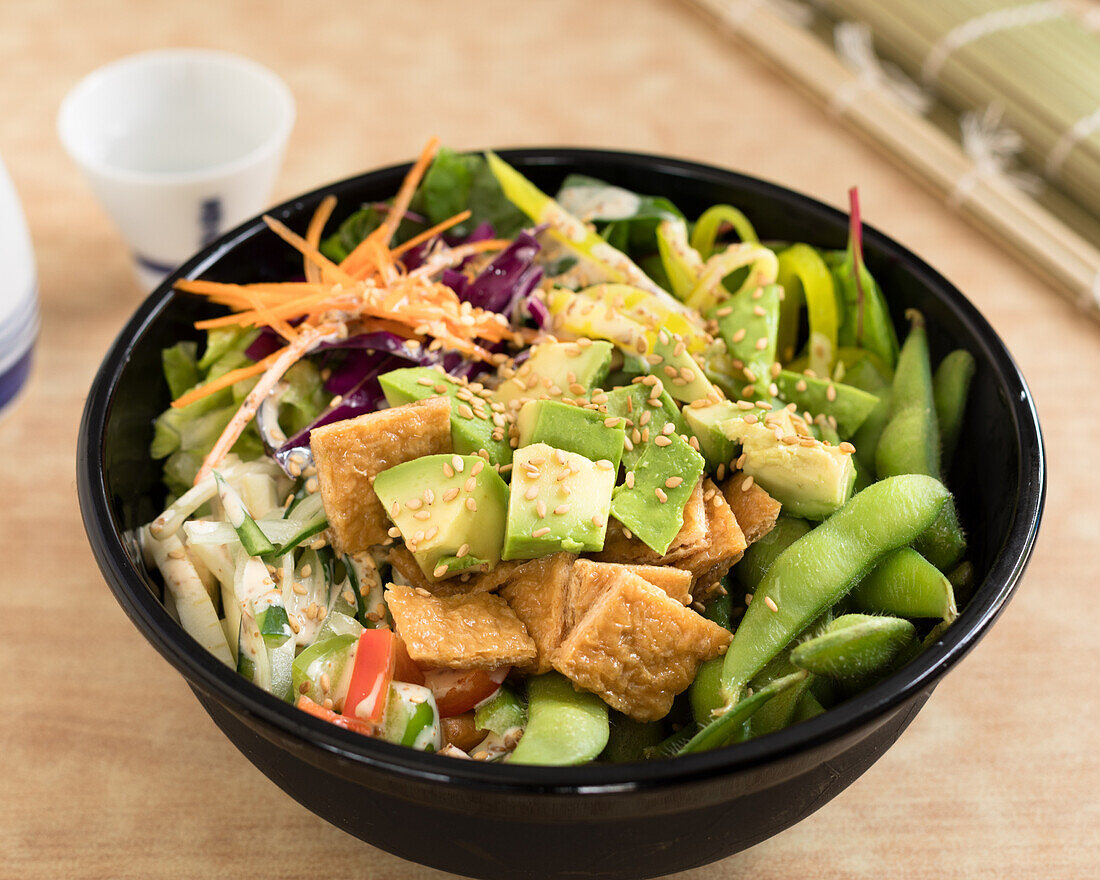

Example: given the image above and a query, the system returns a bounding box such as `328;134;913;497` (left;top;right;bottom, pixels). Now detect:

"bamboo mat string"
1047;106;1100;175
830;22;932;116
921;1;1065;86
951;105;1043;208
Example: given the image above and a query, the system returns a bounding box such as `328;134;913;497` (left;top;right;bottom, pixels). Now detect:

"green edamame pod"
735;516;813;593
933;349;976;472
678;671;809;754
508;673;609;766
791;690;826;723
790;614;916;681
876;311;966;571
947;559;976;607
844;356;892;479
717;474;950;708
601;713;665;763
850;547;958;622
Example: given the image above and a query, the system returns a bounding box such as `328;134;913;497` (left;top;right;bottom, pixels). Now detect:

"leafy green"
410;147;527;238
320;204;387;262
161;342;199;399
555;174;682;257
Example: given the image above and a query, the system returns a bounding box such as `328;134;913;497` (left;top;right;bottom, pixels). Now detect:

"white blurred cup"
58;49;295;291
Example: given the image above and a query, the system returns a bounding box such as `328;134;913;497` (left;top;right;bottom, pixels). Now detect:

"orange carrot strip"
170;349;286;409
382;136;440;244
262;215;357;286
194;324;336;484
305;195;338;284
391;210;472;259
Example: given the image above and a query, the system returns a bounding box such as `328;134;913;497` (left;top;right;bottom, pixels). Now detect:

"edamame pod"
933;349;976;472
718;474;950;707
678;671;809;754
876;311;967;570
850;547;958;622
508;673;609;766
601;713;665;763
790;614;916;681
735;515;813;593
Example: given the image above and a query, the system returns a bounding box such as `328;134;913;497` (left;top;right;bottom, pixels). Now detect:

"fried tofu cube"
563;559;692;635
385;583;537;670
675;481;747;600
552;570;731;722
721;471;781;545
595;479;708;566
499;553;576;674
311;397;453;552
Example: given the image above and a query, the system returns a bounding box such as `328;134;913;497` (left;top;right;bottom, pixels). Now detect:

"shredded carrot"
304;195;338;284
263;215;357;287
391;210;471;260
383;136;439;244
171;349;286;409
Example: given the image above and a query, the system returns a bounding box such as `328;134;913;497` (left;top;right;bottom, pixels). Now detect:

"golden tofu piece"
595;479;708;565
563;560;692;635
311;397;453;552
676;481;747;600
385;583;537;670
499;553;576;674
552;571;731;722
721;471;781;545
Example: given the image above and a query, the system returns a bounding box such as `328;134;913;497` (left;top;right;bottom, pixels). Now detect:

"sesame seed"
457;403;474;420
625;471;636;489
736;453;747;469
443;487;460;502
781;434;800;445
741;475;755;491
305;477;319;494
415;587;432;597
595;459;614;470
536;501;546;519
415;510;432;521
743;367;757;383
716;306;733;317
443;463;455;478
532;526;552;539
457;543;470;558
387;526;401;538
799;438;817;448
655;487;668;503
452;455;465;473
764;596;779;613
623;527;633;539
732;328;747;343
433;564;449;578
839;441;856;454
654;435;672;447
524;485;539;500
604;416;621;428
742;384;755;397
745;593;753;605
662;422;675;435
681;368;696;383
757;400;772;410
554;504;570;515
417;376;435;386
292;582;307;596
434;384;448;394
639;410;651;426
755;337;768;351
716;463;726;481
464;476;477;493
736;400;754;410
826;384;837;402
744;414;758;425
665;476;684;488
753;305;767;317
424;488;435;505
406;498;423;511
465;498;478;512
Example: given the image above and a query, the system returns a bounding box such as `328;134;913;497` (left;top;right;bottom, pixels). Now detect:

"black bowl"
78;149;1045;880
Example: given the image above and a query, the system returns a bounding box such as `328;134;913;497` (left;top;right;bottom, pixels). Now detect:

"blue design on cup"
201;196;223;245
0;345;33;414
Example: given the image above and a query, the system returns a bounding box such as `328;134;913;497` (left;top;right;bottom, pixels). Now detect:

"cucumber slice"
214;470;276;557
271;491;327;556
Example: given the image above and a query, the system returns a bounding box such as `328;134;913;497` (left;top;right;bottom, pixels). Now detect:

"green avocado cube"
602;382;691;470
515;399;625;470
721;409;855;520
379;367;512;467
373;454;509;580
610;431;705;555
682;399;742;470
502;443;615;560
772;370;880;439
494;341;614;407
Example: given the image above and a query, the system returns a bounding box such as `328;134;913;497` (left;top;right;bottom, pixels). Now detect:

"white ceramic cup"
58;49;295;290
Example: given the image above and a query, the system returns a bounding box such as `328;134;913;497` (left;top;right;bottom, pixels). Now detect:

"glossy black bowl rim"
78;147;1045;795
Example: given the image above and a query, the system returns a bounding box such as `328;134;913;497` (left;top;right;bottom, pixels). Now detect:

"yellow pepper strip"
686;242;779;313
690;204;759;258
775;244;838;376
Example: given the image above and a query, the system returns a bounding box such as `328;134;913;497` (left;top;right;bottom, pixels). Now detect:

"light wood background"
2;2;1096;878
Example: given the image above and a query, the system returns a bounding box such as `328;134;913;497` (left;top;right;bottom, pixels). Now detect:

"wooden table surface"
3;1;1097;877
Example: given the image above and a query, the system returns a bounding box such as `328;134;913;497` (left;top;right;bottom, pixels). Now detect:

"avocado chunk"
773;370;880;439
602;381;691;470
379;367;512;467
515;399;626;469
373;454;509;580
502;443;615;560
609;431;705;555
494;340;614;408
713;282;781;399
721;409;855;520
682;399;742;470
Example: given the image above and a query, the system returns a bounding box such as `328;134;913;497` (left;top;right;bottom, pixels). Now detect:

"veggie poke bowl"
78;144;1044;879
